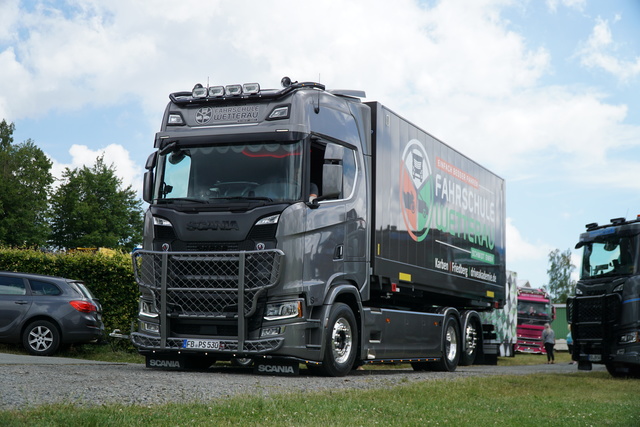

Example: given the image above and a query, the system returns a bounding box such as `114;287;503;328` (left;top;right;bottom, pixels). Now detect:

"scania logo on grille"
187;221;240;231
195;107;212;124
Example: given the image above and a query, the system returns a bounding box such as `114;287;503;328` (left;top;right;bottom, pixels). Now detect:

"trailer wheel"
318;303;358;377
459;318;480;366
433;315;461;372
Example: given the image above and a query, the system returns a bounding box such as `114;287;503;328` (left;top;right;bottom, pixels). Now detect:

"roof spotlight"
192;84;207;98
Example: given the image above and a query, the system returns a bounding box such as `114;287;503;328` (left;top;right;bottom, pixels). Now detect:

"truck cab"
569;217;640;377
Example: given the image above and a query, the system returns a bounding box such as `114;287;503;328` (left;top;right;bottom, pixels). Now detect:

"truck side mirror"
143;171;153;203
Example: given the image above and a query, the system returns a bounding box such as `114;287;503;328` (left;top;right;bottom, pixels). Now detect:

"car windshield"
580;235;637;279
157;141;303;204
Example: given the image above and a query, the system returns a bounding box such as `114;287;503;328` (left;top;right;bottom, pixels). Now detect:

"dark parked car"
0;271;104;356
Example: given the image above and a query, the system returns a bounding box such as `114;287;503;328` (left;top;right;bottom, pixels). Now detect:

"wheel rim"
445;324;458;361
28;326;54;352
465;323;478;356
331;317;353;364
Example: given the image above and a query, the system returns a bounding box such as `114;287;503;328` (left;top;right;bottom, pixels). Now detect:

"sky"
1;0;639;290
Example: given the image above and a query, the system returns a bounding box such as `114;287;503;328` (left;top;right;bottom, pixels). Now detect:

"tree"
49;155;143;250
546;248;576;303
0;119;54;246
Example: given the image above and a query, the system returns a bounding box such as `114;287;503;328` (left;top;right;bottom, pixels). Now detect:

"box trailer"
131;78;506;376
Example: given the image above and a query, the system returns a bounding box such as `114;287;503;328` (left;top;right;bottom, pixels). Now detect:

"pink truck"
516;287;555;354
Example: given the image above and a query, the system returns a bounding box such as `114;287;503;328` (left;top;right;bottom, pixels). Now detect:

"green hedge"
0;248;138;336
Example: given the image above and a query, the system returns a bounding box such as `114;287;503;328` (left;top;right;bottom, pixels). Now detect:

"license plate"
588;354;602;362
182;339;220;350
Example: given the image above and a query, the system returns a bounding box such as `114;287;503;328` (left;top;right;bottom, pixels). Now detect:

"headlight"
153;217;173;227
613;283;624;292
619;331;640;344
264;301;302;321
256;214;279;226
575;288;583;295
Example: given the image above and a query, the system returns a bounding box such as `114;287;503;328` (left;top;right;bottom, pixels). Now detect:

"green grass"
1;371;637;426
0;341;144;364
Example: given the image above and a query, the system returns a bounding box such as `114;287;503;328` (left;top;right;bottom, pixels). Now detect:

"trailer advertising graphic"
400;139;498;283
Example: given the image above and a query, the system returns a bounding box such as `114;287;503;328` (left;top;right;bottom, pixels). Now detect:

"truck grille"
132;249;284;318
568;293;621;341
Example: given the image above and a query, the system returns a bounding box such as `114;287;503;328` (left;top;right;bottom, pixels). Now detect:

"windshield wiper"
210;196;274;203
157;197;209;204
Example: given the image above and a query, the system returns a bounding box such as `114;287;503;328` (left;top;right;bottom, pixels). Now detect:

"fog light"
141;322;159;333
261;326;282;337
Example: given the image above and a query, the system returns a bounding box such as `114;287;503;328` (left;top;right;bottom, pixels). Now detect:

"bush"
0;248;138;335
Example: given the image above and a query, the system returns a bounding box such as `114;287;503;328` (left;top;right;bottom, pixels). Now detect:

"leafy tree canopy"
0;119;54;246
50;155;143;250
546;248;576;303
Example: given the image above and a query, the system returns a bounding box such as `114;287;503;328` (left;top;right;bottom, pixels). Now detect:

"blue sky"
1;0;639;290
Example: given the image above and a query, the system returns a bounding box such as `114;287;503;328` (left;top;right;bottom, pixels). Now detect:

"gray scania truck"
568;217;640;377
132;78;506;376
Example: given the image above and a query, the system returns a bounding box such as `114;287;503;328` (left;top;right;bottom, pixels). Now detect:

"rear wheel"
459;318;480;366
316;303;358;377
433;315;461;372
22;320;60;356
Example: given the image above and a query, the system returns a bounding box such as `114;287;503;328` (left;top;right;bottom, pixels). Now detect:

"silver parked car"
0;271;104;356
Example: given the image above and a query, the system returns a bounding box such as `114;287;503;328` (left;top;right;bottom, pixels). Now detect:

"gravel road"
0;353;604;410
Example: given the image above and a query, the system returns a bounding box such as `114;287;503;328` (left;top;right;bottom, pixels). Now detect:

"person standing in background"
542;323;556;364
566;325;577;364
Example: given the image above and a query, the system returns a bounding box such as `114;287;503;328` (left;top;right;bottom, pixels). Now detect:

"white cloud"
506;217;552;262
577;17;640;83
1;0;640;194
49;144;141;193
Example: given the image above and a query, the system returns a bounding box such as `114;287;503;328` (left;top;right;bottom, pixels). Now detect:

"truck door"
304;142;348;285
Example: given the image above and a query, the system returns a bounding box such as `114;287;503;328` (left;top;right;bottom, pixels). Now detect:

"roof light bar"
243;83;260;94
225;84;242;96
208;86;225;97
192;84;207;98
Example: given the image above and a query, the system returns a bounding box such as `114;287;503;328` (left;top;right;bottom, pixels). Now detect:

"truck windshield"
580;236;637;279
517;301;551;321
157;141;303;203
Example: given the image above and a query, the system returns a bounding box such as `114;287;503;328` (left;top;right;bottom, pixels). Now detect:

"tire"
606;362;640;378
459;318;480;366
433;315;461;372
22;320;60;356
317;303;358;377
231;357;254;368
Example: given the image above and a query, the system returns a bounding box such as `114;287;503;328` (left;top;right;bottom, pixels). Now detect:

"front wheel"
433;315;461;372
22;320;60;356
317;303;358;377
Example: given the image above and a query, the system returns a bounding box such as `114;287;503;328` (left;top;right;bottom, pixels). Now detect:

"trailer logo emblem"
195;107;212;124
400;139;434;242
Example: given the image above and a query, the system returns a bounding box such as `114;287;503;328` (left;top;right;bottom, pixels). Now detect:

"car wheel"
22;320;60;356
